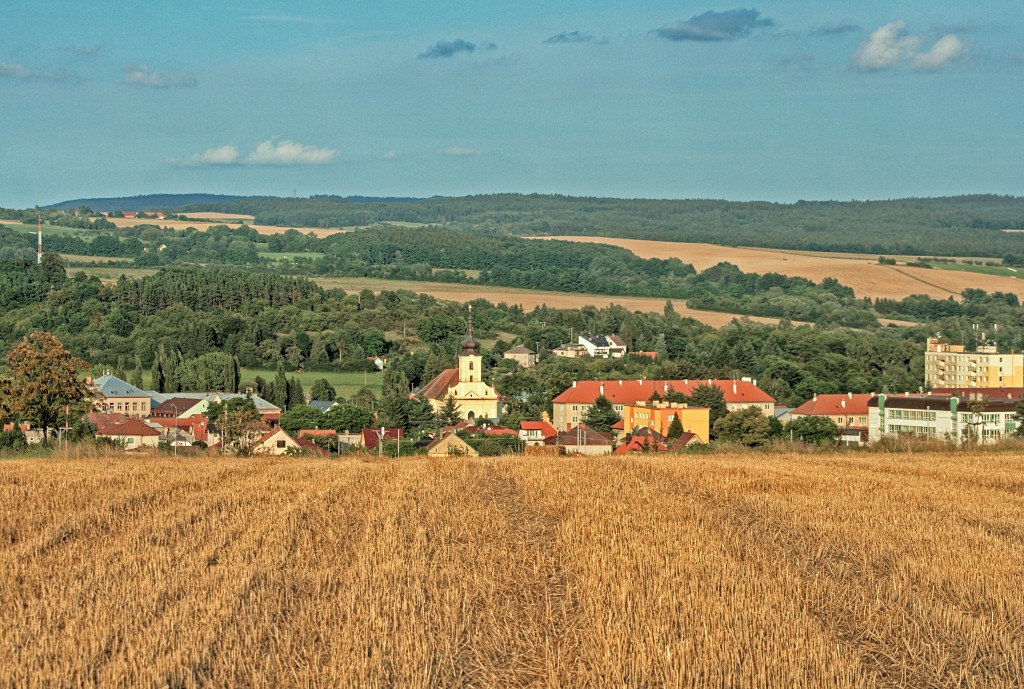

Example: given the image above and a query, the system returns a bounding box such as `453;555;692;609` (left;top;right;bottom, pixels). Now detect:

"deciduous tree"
0;331;89;443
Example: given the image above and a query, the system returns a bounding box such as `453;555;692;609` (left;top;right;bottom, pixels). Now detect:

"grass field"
1;222;96;236
931;262;1021;278
240;368;381;398
534;236;1024;301
1;452;1021;687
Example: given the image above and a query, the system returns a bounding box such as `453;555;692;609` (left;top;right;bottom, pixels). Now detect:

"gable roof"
549;424;612;447
505;344;535;354
151;397;203;417
146;391;280;413
613;436;668;454
361;427;402;450
93;416;160;437
668;432;700;450
308;400;337;412
791;393;872;417
580;335;626;348
520;420;557;437
93;375;149;398
419;368;460;401
553;379;774;406
426;433;479;456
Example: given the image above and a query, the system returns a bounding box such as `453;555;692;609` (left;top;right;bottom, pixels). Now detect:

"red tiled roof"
548;424;612;447
791;394;872;417
361;427;402;449
520;421;557;437
613;437;667;454
419;368;460;401
931;387;1024;400
295;437;329;455
483;427;518;436
94;416;160;437
152;397;202;417
553;380;774;405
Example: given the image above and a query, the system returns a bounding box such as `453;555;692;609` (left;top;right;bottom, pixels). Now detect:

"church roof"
419;368;460;401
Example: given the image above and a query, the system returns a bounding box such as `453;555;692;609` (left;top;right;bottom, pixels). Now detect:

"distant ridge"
45;193;248;212
45;193;424;212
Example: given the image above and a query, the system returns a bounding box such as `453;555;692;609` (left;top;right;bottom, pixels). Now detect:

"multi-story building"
619;402;710;444
867;393;1019;445
89;374;152;418
552;379;774;432
924;337;1024;389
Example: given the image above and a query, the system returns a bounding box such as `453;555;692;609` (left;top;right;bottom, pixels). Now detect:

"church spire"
459;305;480;356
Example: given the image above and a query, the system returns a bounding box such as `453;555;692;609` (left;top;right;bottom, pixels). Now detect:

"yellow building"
924;337;1024;389
419;311;502;422
620;402;710;444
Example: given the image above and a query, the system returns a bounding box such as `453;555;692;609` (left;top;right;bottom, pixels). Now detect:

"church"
419;310;502;422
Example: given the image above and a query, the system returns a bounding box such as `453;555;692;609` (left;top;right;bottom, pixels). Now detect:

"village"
7;320;1024;456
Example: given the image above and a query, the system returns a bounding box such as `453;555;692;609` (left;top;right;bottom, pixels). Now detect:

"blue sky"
2;1;1022;207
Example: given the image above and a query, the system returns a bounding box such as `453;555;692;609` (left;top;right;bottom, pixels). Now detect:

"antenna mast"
37;212;42;265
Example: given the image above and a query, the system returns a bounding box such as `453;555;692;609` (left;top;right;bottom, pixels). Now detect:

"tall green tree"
377;368;411;429
786;416;838;445
309;378;337;402
436;394;462;427
131;354;144;389
683;383;728;428
584;395;620;434
287;377;306;409
272;364;288;409
0;331;89;443
713;407;772;447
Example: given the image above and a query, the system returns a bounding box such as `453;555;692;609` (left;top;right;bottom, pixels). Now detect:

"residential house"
92;415;161;449
419;312;502;422
519;420;557;446
791;393;873;444
503;344;538;369
578;335;627;359
426;433;479;457
90;374;152;418
547;424;613;455
552;379;775;432
252;428;301;455
308;400;339;413
147;392;280;425
868;393;1019;445
551;343;588;359
361;428;403;450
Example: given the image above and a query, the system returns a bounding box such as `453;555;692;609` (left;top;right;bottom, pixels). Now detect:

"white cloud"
244;139;337;165
123;65;197;88
191;145;240;165
441;146;481;157
185;140;336;166
851;21;967;72
910;34;967;71
0;61;32;79
850;21;920;71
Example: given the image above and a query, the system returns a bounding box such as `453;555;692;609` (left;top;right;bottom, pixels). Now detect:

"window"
469;361;474;370
277;440;287;449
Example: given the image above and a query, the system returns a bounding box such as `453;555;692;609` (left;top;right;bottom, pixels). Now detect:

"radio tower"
37;212;42;264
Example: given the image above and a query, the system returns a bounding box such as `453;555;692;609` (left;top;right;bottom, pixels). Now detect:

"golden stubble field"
534;236;1024;301
106;217;352;238
2;452;1021;688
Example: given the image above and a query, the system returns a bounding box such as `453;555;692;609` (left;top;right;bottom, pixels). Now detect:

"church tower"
458;306;483;384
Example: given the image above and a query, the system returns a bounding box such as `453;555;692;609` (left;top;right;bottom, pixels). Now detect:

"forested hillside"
171;194;1024;257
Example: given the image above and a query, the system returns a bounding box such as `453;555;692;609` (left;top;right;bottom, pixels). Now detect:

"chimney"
599;383;605;396
619;380;622;385
848;391;853;399
733;382;737;394
813;394;817;402
841;400;846;409
685;379;689;385
572;381;577;388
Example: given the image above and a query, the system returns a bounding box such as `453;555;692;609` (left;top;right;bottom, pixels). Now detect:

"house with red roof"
791;393;872;430
519;420;557;446
361;428;403;450
547;424;613;455
551;379;774;432
92;414;161;450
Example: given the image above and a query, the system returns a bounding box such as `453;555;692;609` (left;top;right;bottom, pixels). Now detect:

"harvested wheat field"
313;276;799;328
2;453;1022;688
535;236;1024;302
106;217;351;238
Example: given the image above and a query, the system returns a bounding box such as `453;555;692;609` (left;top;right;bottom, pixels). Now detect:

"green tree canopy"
713;406;773;447
0;331;89;443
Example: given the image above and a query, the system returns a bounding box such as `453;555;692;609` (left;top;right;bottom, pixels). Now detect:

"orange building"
620;402;710;444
